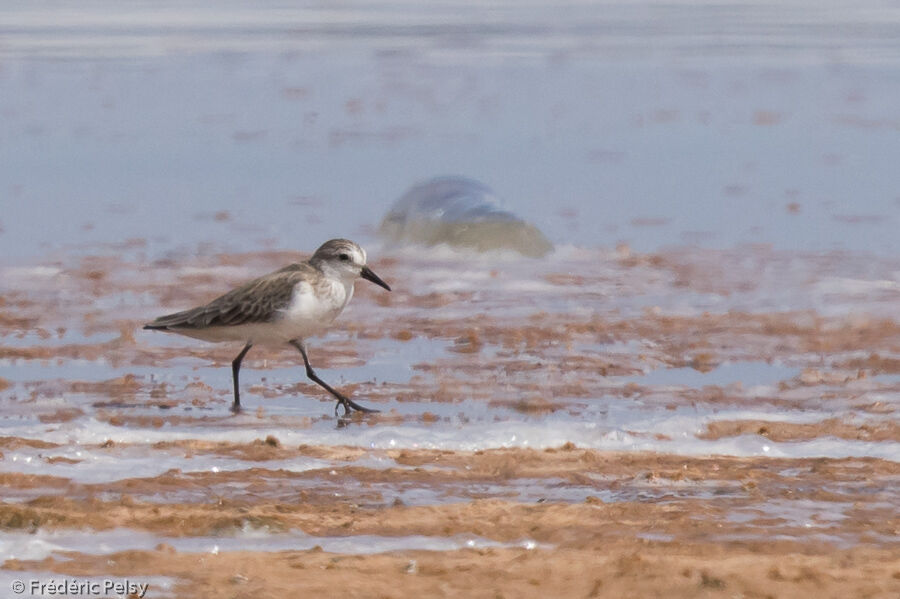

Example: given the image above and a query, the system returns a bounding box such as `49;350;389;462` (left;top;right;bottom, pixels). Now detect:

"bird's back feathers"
143;263;313;331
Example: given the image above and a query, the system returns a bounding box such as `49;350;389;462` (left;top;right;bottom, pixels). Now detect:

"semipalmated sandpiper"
144;239;391;414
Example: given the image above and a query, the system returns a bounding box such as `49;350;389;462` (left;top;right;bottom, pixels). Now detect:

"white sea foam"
0;528;537;562
1;409;896;482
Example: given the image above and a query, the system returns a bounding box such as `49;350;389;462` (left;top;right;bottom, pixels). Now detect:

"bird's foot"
334;396;379;416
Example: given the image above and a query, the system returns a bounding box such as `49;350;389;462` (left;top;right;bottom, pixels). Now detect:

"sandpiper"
144;239;391;414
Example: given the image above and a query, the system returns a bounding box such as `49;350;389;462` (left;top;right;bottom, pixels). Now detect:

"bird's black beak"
361;266;391;291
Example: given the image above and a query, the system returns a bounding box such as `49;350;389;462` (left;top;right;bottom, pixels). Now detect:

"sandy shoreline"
2;446;898;597
2;247;899;597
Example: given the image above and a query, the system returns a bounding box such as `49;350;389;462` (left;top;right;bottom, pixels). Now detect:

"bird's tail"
143;306;205;331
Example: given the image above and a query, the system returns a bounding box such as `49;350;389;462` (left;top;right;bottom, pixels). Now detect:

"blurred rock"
379;176;553;257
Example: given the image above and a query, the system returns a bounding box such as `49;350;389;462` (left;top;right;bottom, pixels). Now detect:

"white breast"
279;279;352;338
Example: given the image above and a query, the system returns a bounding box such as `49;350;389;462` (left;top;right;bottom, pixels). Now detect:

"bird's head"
310;239;391;291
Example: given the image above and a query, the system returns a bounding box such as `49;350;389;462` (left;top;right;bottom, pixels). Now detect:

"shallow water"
2;246;899;459
4;2;900;260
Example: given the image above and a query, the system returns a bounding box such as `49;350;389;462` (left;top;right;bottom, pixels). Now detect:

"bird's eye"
338;253;350;262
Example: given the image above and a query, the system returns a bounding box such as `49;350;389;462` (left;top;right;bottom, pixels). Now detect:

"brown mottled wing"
145;263;311;330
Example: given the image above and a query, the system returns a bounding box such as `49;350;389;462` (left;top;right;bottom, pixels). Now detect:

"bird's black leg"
289;340;378;415
231;342;253;413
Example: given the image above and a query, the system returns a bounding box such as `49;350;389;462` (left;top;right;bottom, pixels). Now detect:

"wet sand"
2;245;898;598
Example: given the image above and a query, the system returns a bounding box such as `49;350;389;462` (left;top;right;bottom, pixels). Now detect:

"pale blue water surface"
2;0;900;260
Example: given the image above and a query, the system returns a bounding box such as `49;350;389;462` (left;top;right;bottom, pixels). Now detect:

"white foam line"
0;529;541;562
1;447;334;484
2;417;898;462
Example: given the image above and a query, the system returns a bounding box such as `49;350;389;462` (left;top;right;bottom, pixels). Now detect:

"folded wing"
144;264;310;330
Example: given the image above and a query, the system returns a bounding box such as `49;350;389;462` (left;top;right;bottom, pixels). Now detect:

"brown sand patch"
4;542;899;599
701;418;900;442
